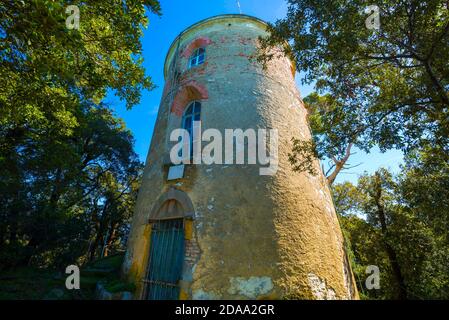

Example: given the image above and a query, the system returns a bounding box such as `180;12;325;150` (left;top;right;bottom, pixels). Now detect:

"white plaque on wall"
167;165;185;181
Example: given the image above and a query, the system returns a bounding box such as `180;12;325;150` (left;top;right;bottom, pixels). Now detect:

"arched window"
180;101;201;158
188;47;206;68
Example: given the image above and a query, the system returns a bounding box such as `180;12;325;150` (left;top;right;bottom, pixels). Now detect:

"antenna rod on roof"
236;0;242;14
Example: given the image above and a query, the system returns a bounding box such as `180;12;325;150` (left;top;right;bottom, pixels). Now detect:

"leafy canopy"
0;0;160;268
261;0;448;182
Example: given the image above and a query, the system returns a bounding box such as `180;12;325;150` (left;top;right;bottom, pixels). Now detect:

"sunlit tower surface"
123;14;359;300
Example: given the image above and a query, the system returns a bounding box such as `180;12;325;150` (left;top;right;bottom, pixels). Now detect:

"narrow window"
180;101;201;158
188;47;206;68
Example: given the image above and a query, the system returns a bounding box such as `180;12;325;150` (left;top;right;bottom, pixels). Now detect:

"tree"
85;162;143;262
398;145;449;298
261;0;448;182
334;166;449;299
255;0;449;299
0;103;144;268
289;93;365;185
0;0;160;269
400;144;449;238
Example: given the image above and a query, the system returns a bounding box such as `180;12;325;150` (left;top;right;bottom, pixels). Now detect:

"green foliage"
288;93;361;184
85;252;125;271
0;101;143;269
262;0;448;183
0;267;65;300
262;4;449;298
0;0;159;270
305;93;363;160
104;279;136;293
288;138;319;175
339;215;398;299
0;254;128;299
334;160;449;299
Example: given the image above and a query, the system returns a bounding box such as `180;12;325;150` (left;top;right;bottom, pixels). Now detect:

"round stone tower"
123;14;358;300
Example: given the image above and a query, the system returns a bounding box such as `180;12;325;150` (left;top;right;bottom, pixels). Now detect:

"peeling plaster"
228;276;274;299
308;273;338;300
193;289;220;300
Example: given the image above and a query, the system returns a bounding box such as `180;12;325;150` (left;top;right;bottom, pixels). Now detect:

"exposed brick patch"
171;81;208;116
184;62;209;76
238;37;252;45
185;238;201;267
181;37;213;58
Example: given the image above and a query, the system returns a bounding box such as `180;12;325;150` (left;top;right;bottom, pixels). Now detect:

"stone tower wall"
123;14;358;300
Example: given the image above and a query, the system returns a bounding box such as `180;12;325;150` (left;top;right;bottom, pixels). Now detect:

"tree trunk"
88;199;111;261
424;60;449;106
327;143;353;185
102;225;117;258
374;173;408;299
88;230;102;262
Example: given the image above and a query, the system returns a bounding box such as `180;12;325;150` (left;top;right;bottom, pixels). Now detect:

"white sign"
168;165;185;180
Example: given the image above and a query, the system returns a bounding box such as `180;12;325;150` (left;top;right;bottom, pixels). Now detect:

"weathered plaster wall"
123;14;358;300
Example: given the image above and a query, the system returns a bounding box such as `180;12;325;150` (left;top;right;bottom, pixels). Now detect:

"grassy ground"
0;253;134;300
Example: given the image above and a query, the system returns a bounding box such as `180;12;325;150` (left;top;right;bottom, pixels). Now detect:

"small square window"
188;47;206;68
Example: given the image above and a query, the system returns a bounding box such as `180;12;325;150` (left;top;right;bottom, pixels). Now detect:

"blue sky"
109;0;404;184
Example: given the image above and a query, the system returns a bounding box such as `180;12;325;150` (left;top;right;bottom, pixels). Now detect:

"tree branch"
327;143;353;185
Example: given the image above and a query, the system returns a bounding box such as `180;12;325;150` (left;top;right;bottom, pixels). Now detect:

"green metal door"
145;219;185;300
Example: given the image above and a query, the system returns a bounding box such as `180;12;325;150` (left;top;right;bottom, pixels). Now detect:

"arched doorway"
145;216;185;300
143;189;194;300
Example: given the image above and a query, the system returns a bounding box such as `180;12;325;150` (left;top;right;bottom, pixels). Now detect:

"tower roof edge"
163;14;269;79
